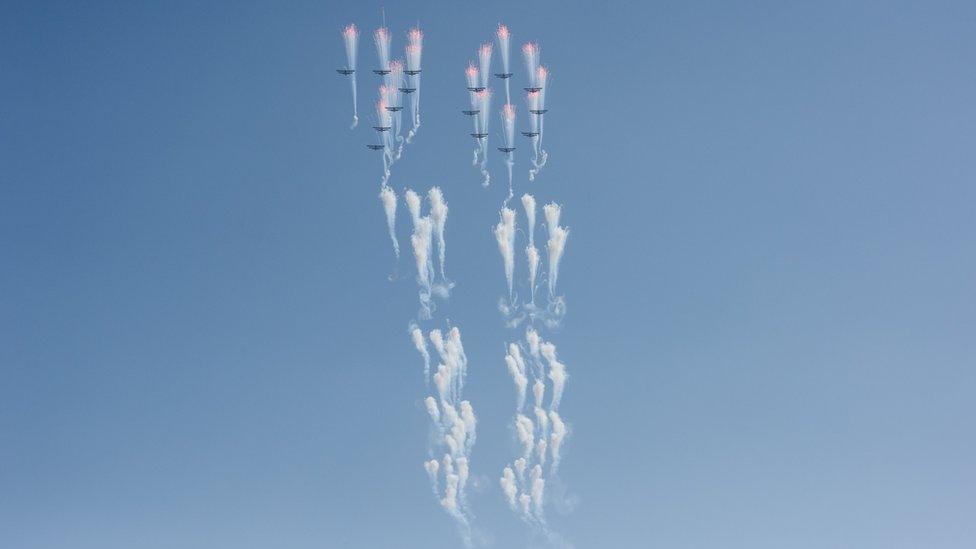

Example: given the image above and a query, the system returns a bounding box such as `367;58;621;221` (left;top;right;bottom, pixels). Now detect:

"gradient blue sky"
3;1;975;547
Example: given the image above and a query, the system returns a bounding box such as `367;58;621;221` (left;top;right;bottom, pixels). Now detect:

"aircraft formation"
336;19;570;548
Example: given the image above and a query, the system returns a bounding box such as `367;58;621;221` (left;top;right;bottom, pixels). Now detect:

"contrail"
494;207;517;303
405;27;423;142
496;24;512;104
340;24;359;128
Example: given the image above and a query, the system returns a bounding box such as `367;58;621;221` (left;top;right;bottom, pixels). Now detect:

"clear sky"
3;1;975;548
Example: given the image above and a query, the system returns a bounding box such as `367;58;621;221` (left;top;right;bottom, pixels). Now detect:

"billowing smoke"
405;188;453;317
410;215;434;319
378;185;398;258
411;325;478;546
405;28;423;142
494;207;517;302
498;328;571;531
341;24;359;128
547;224;568;297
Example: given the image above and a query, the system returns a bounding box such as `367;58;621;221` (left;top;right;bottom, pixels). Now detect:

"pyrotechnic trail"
495;24;513;104
378;184;398;259
412;325;479;547
338;24;359;128
465;63;483;168
405;28;423;142
500;103;517;204
499;327;570;532
373;27;391;77
383;60;406;159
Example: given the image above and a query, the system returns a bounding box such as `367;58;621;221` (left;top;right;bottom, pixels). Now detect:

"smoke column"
341;24;359;128
405;27;423;142
496;24;511;103
376;94;393;184
501;103;517;204
522;43;540;88
544;202;568;298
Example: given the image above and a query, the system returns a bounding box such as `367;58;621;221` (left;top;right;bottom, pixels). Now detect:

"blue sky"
3;1;975;547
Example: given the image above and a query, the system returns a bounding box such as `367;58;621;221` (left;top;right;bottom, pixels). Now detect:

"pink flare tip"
343;24;358;38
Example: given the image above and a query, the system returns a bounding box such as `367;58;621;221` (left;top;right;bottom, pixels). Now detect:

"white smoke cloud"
494;207;516;301
428;187;448;281
378;186;399;258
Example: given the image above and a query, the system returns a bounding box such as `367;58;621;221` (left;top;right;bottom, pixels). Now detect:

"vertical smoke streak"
522;43;540;88
374;27;391;74
478;42;492;90
428;187;449;281
378;185;398;258
341;24;359;128
496;24;511;104
377;94;393;184
476;89;492;187
385;60;405;159
547;226;568;298
543;202;561;240
410;216;434;319
549;410;566;471
540;342;567;411
466;63;482;167
405;27;423;142
529;65;549;181
494;207;516;302
522;193;537;247
501;103;516;204
526;90;541;169
411;323;431;383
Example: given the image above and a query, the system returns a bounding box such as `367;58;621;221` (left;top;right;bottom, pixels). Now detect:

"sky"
2;1;975;547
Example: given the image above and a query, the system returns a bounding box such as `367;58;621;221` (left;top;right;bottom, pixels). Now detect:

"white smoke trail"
428;187;448;281
521;193;537;247
374;27;391;74
501;103;516;204
478;42;492;90
411;323;431;383
543;201;561;237
410;216;433;319
341;24;359;128
529;65;550;181
385;60;405;159
466;63;482;168
499;329;570;532
547;226;568;298
376;94;393;184
404;188;422;227
405;27;423;142
476;89;492;187
522;42;540;87
496;24;511;104
378;185;398;258
494;207;516;302
413;326;477;546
